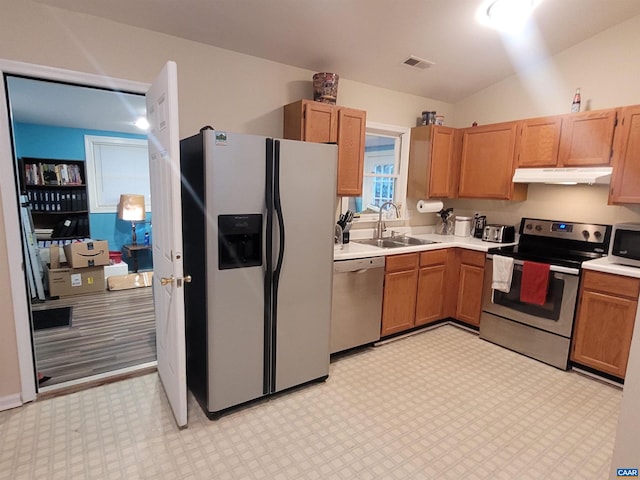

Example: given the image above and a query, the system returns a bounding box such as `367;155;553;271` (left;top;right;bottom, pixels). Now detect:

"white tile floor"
0;325;622;479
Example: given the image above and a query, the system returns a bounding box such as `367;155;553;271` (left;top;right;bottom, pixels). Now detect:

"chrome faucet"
374;201;399;239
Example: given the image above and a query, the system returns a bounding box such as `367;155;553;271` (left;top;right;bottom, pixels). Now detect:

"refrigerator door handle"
271;139;286;391
263;138;274;395
273;140;286;285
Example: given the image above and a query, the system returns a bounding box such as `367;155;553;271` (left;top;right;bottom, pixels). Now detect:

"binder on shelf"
71;192;79;211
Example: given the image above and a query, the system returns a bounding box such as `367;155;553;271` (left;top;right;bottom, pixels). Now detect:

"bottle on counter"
571;88;581;113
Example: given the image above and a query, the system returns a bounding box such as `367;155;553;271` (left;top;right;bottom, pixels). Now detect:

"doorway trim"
0;59;150;405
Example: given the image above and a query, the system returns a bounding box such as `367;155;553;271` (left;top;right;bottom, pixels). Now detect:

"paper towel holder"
416;199;444;213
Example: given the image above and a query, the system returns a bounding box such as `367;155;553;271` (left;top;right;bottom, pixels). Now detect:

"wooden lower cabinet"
381;253;419;337
415;250;450;326
380;248;486;337
571;270;640;378
454;249;486;327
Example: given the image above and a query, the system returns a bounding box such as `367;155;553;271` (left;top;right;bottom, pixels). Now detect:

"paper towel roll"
416;200;444;213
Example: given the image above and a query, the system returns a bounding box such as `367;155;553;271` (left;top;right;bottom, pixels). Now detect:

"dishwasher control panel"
333;256;385;273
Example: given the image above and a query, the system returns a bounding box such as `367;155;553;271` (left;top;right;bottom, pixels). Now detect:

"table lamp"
117;194;146;245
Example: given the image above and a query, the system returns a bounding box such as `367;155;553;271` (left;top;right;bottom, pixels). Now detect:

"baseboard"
37;361;157;400
0;393;22;411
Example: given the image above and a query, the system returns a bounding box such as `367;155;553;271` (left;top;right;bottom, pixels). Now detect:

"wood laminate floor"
31;286;156;387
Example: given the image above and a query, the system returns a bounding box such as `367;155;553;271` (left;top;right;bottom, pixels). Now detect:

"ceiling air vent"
402;56;435;70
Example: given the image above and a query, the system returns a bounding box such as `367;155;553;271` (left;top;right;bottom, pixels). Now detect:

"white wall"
453;14;640;127
443;13;640;230
0;0;447;400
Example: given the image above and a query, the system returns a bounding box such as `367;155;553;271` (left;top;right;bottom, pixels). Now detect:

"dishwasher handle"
334;256;385;274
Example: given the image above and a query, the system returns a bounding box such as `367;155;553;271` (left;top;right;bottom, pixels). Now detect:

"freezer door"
272;139;338;392
204;131;268;412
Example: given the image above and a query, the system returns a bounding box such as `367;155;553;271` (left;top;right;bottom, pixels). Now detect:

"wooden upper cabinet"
408;125;460;199
609;104;640;204
283;99;336;143
459;121;527;200
336;107;366;196
283;99;365;196
303;102;337;143
517;116;562;167
557;109;617;166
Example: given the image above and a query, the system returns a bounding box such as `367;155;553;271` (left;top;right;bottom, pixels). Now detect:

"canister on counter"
454;216;472;237
421;111;437;125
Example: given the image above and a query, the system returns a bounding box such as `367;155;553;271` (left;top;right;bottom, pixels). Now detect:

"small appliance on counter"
608;222;640;267
482;224;516;243
473;214;487;238
436;208;454;235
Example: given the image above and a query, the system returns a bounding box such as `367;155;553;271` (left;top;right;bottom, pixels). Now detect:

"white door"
146;61;187;427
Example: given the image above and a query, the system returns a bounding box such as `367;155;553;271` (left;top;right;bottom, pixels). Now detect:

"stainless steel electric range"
480;218;612;370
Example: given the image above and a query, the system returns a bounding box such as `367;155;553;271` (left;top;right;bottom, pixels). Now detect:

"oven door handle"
487;254;580;276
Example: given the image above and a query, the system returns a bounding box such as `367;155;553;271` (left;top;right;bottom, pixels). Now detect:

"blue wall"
13;122;152;271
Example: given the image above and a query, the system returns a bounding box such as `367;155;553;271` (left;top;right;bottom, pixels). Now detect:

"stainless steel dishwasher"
330;256;385;354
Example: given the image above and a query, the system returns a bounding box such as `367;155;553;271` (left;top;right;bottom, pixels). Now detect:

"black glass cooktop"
489;244;605;270
488;217;612;269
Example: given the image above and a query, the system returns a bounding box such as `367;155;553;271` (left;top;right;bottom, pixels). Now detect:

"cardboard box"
107;272;154;291
47;265;105;297
63;240;109;268
104;263;129;282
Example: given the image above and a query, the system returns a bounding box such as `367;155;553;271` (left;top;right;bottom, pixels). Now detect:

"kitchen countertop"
582;257;640;279
334;232;517;261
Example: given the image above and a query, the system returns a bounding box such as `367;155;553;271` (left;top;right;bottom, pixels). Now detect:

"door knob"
160;274;191;286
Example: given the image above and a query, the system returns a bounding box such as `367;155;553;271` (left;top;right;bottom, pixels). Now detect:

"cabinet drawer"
459;249;485;267
385;253;419;273
419;249;448;267
582;270;640;299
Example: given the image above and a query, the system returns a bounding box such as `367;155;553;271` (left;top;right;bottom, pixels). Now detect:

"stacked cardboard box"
47;240;109;297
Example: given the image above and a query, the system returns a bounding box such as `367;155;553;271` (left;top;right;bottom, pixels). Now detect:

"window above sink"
341;122;410;223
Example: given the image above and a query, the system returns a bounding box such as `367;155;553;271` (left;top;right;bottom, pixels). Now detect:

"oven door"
481;257;579;338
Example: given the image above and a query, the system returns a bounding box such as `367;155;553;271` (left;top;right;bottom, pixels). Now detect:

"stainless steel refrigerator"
180;128;337;418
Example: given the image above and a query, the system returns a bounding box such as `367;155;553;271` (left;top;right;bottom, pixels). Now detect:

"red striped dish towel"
520;261;550;305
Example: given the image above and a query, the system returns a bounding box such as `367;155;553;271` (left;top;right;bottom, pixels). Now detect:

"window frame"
341;121;410;222
84;135;150;214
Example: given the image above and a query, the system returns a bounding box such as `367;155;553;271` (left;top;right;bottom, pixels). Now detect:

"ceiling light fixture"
477;0;543;33
135;117;149;130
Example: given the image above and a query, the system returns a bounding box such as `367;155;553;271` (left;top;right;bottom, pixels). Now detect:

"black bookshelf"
20;157;90;239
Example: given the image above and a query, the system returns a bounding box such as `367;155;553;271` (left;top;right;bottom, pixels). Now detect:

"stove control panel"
522;219;609;244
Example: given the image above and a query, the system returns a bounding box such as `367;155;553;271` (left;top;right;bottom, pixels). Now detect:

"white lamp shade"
117;194;146;221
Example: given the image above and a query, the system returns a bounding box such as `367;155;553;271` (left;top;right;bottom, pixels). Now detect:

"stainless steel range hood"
512;167;613;185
